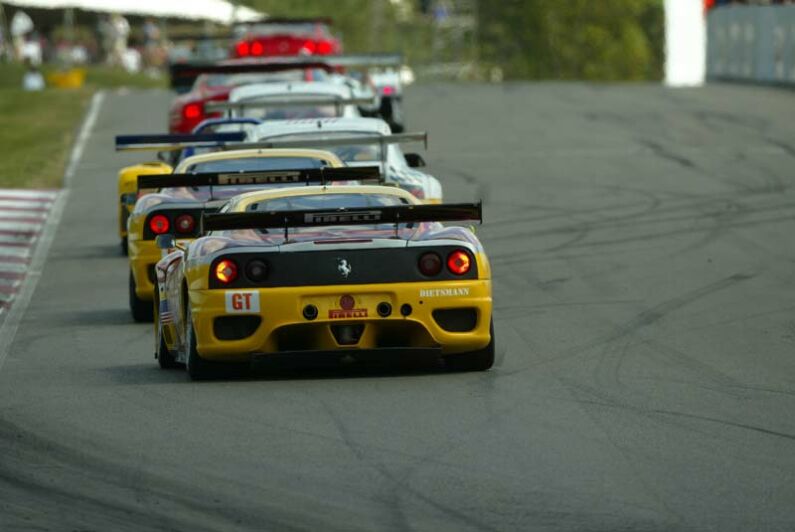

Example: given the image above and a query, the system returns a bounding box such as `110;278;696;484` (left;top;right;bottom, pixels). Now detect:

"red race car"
168;58;334;134
231;18;342;58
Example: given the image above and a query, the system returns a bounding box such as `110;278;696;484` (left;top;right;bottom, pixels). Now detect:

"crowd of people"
1;8;170;84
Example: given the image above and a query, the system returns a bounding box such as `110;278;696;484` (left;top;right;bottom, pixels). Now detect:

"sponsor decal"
217;171;301;185
305;210;381;224
337;258;352;278
225;291;260;313
419;287;470;298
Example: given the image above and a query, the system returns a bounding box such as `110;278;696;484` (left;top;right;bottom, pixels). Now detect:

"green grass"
0;63;167;188
0;88;92;189
0;62;167;90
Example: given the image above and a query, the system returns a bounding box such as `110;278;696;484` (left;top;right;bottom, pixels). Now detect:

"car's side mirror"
404;153;426;168
155;234;176;250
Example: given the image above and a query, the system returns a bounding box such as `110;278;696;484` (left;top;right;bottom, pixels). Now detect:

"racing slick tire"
121;237;128;256
185;308;216;381
129;270;153;323
444;321;495;372
154;305;179;369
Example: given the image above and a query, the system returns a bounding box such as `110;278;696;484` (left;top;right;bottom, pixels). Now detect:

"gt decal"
225;291;260;313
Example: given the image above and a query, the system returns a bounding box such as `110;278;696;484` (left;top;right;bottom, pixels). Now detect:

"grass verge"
0;63;166;189
0;89;92;189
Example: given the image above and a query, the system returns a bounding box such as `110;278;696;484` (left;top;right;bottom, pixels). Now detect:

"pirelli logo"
217;172;302;185
305;210;382;224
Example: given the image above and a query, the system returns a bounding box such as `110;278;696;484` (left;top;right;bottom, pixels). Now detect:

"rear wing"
205;96;376;114
115;131;428;153
115;132;246;152
202;202;482;234
169;54;403;90
137;166;382;192
229;132;428;151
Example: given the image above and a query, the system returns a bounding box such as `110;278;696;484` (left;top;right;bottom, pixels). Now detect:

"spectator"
22;59;44;91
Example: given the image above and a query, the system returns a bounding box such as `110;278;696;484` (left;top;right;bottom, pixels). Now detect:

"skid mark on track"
318;400;501;532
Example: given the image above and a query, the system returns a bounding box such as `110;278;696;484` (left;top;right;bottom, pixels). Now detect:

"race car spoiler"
115;132;427;153
169;54;402;89
201;202;482;234
205;96;376;114
115;132;246;152
228;132;428;151
137;166;382;191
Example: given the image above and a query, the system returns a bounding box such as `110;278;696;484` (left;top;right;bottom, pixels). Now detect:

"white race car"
245;117;443;203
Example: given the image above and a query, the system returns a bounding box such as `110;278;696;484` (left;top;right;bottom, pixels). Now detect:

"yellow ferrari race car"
125;147;373;322
152;184;493;380
115;131;248;255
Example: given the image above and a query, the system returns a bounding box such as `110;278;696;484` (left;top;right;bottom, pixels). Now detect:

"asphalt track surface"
1;83;794;531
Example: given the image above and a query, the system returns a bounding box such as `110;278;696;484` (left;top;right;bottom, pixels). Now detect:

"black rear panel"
208;246;478;288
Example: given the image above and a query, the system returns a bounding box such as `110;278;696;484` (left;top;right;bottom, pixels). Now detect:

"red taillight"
174;214;195;234
418;252;442;276
302;40;317;53
235;40;250;57
250;41;264;56
214;259;238;284
149;214;170;235
447;250;471;275
316;40;333;55
183;103;202;120
382;85;396;96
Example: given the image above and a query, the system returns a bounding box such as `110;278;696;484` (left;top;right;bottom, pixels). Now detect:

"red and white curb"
0;189;58;314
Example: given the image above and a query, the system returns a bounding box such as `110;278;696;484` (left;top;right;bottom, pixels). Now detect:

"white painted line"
0;221;42;233
0;199;53;210
0;262;28;274
0;247;31;258
0;212;47;221
0;189;58;200
0;91;105;372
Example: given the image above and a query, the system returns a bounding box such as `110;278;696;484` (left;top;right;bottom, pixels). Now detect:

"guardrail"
707;5;795;85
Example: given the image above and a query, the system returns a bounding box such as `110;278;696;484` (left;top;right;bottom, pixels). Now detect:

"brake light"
251;41;264;56
174;214;195;234
382;85;395;96
317;40;333;55
418;252;442;276
214;259;238;284
235;40;250;57
302;40;316;53
149;214;170;235
447;250;471;275
183;103;202;120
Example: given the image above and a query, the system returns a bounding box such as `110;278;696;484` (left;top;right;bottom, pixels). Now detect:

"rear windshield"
260;132;382;163
247;193;404;212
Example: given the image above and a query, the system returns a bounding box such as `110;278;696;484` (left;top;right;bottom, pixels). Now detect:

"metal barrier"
707;5;795;85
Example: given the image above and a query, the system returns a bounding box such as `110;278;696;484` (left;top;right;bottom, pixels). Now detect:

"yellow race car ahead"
125;148;374;322
153;185;493;380
115;131;249;255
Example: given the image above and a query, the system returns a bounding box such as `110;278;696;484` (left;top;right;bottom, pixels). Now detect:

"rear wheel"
185;308;215;381
444;321;495;372
155;300;179;369
121;237;128;255
129;270;153;322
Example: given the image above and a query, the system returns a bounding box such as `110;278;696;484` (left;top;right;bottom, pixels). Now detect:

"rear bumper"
129;240;160;300
190;280;492;361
